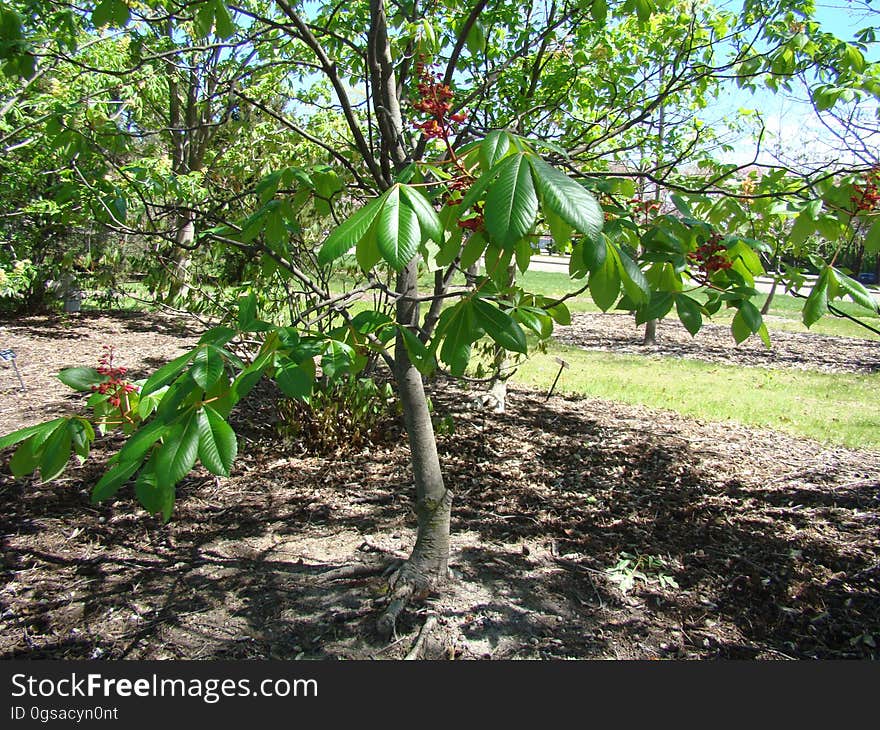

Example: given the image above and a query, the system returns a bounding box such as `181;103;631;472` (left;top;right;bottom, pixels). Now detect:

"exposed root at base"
316;558;403;583
377;562;445;638
405;614;438;660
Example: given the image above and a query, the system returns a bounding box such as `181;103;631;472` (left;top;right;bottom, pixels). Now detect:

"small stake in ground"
0;349;26;391
546;356;569;401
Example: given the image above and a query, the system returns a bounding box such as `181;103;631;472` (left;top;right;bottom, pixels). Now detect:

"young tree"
2;0;879;632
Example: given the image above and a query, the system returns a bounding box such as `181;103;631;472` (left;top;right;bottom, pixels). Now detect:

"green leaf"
155;414;200;488
115;418;168;465
833;269;878;312
616;248;650;306
512;307;553;339
485;154;538;250
237;293;257;328
581;235;607;272
0;418;67;451
459;232;487;270
528;156;603;240
92;0;129;28
546;209;573;250
588;242;620;311
10;436;41;477
787;210;814;246
135;457;175;522
635;291;674;325
37;422;73;482
321;340;355;381
196;406;237;477
864;218;880;253
731;309;752;344
91;459;141;503
376;186;421;270
58;367;106;392
438;300;480;376
472;298;527;353
480;130;511;171
737;299;763;333
676;294;703;336
803;267;832;327
141;351;195;397
212;0;235;38
515;238;532;273
275;361;313;400
317;193;386;265
398;326;436;376
190;346;224;390
399;185;443;244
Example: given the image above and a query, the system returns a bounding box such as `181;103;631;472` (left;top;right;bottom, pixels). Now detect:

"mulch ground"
0;310;878;660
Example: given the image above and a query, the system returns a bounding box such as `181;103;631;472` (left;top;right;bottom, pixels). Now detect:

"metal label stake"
546;357;569;400
0;349;26;391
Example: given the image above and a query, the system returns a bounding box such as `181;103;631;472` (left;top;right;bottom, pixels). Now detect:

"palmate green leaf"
155;413;199;489
731;309;752;344
485;154;538;250
376;186;421;270
635;291;674;325
546;208;573;251
459;232;488;270
581;235;607;272
92;0;130;28
472;298;527;353
833;268;879;312
275;360;313;400
317;193;386;265
141;351;195;397
135;456;175;522
113;419;168;465
10;436;42;477
480;130;512;171
528;156;603;240
191;345;224;390
399;185;443;244
616;248;650;306
675;294;703;336
803;267;832;328
91;459;141;503
196;406;237;477
397;325;436;376
512;307;554;339
38;422;73;482
0;417;67;451
864;218;880;254
588;241;620;311
437;300;481;376
58;367;106;392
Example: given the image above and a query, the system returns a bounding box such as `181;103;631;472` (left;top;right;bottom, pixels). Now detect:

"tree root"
377;562;439;638
405;613;437;660
316;558;403;584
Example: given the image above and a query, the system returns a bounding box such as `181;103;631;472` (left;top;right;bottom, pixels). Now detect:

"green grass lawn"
513;344;880;449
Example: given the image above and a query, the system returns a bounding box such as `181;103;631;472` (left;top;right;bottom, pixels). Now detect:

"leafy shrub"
275;376;400;453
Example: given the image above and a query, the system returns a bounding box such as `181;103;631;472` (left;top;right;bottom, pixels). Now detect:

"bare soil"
1;310;878;660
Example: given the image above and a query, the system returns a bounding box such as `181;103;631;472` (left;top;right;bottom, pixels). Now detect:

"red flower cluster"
91;345;138;409
688;235;732;275
851;167;880;213
412;58;466;140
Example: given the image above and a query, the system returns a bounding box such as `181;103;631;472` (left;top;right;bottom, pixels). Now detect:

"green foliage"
275;376;399;453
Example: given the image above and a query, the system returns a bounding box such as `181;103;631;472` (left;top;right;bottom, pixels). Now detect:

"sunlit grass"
514;342;880;449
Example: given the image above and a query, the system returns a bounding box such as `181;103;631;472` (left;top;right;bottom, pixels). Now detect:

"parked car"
857;272;878;285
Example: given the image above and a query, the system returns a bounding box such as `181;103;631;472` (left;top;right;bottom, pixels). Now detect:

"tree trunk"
761;277;778;315
165;211;195;302
380;259;451;634
642;318;657;346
